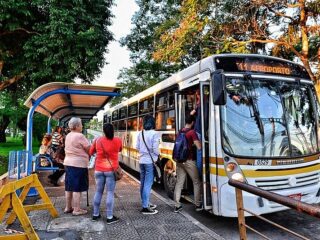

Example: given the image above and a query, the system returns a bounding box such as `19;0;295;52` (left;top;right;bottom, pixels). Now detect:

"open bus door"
174;84;212;209
199;81;212;210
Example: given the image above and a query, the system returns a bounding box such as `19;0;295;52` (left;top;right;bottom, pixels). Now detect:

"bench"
34;154;59;173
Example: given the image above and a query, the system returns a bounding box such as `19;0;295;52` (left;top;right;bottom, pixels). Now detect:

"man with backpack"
173;115;202;213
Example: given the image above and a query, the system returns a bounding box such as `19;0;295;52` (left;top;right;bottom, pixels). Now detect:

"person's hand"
190;109;196;115
232;95;241;102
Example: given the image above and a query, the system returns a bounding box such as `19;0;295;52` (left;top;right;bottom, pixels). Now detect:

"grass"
0;137;40;175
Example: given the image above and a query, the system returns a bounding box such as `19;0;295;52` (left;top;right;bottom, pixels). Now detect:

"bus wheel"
163;167;176;199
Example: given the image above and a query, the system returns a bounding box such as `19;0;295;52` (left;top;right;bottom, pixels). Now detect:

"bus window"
103;115;108;124
127;118;138;131
156;110;175;130
107;116;111;123
112;110;118;121
113;121;119;131
118;119;126;131
168;91;175;108
119;107;127;119
156;93;167;110
139;96;154;115
162;134;175;143
138;117;143;131
128;103;138;117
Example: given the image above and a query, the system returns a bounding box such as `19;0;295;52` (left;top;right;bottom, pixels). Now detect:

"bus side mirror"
212;71;226;105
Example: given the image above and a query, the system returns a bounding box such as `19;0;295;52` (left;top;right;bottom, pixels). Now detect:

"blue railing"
8;150;28;180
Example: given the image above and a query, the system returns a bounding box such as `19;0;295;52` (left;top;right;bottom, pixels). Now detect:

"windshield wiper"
244;75;264;136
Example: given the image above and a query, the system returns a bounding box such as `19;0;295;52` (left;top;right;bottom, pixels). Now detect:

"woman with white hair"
63;117;90;215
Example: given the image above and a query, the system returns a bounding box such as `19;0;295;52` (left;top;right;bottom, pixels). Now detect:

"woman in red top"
89;123;122;224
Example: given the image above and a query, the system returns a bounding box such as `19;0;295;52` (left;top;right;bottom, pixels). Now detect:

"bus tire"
163;167;176;199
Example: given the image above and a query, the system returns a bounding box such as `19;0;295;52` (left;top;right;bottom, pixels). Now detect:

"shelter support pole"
47;116;52;134
26;106;36;175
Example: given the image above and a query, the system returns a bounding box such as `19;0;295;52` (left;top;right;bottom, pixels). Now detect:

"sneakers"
149;204;157;210
195;205;203;212
141;207;158;215
174;206;182;213
106;216;119;225
92;214;101;221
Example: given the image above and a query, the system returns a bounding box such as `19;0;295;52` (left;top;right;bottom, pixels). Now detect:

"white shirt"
136;130;160;164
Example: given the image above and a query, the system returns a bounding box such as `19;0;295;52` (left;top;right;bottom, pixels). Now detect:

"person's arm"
80;134;91;154
191;130;202;150
152;132;160;156
89;139;97;155
194;140;201;150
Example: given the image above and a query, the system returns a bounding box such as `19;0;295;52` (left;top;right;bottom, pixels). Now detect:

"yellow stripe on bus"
211;164;320;178
122;146;172;155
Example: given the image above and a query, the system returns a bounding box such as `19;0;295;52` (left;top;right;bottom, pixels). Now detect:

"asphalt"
0;170;224;240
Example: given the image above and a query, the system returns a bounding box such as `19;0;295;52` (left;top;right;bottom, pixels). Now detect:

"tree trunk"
0;115;10;143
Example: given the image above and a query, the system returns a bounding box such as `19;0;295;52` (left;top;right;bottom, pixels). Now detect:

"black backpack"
172;129;191;163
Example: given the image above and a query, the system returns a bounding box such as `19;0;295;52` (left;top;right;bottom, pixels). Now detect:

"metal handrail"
228;179;319;240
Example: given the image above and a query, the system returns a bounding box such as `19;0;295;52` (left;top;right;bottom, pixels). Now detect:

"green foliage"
1;0;114;91
0;137;39;175
151;0;319;81
0;0;114;142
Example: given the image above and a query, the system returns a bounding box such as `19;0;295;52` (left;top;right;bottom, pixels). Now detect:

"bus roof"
105;54;310;114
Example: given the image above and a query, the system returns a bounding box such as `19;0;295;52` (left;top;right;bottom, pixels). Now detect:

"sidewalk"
2;171;224;240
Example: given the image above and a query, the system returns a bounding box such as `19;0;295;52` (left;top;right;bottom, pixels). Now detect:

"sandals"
63;208;73;214
72;209;87;216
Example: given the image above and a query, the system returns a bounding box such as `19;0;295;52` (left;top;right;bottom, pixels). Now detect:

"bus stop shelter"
23;82;120;175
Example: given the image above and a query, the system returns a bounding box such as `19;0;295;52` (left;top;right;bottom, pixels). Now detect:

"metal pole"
229;179;320;218
47;116;52;134
26;105;36;175
235;188;247;240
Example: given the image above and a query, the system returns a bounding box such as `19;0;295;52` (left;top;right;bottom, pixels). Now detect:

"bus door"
199;81;212;210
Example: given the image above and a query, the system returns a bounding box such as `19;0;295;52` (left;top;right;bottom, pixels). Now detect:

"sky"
93;0;138;87
92;0;139;120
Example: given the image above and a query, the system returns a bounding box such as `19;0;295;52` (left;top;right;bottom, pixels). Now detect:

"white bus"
104;54;320;217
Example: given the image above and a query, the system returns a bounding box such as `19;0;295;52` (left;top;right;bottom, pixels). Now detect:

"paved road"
87;129;320;240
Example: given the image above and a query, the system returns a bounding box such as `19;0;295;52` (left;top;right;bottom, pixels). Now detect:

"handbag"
98;139;123;181
88;140;97;169
88;154;96;169
141;130;161;183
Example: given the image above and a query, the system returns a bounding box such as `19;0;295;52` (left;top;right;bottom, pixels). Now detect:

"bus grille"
255;172;320;191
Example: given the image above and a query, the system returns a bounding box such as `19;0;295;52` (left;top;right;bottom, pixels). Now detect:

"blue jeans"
93;171;116;218
140;163;154;208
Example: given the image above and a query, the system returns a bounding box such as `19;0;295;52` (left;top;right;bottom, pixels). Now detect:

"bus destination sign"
236;62;291;75
214;56;310;79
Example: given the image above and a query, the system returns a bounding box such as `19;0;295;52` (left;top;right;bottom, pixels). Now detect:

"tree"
153;0;320;84
0;90;26;142
0;0;114;92
0;0;114;142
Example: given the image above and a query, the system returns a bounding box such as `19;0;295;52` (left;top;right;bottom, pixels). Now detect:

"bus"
104;54;320;217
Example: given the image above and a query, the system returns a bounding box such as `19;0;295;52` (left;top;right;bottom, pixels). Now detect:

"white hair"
68;117;82;130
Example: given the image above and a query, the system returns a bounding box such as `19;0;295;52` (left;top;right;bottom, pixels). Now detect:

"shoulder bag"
141;130;161;183
88;138;98;169
98;139;123;181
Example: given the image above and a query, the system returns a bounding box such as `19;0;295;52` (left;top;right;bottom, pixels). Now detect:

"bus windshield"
221;77;319;158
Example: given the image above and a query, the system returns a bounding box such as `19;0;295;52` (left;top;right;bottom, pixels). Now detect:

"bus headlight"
231;173;245;182
224;156;247;183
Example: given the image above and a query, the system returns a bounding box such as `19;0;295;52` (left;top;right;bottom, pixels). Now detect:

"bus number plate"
254;159;271;166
